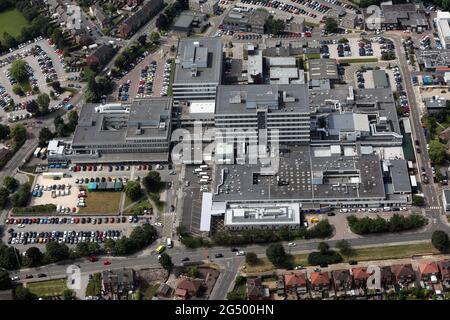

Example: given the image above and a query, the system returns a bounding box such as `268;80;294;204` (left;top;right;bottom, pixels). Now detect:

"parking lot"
328;38;382;60
0;37;81;121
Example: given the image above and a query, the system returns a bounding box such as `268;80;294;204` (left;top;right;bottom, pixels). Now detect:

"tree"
185;266;199;278
0;245;21;270
12;84;24;96
159;253;173;270
45;242;70;262
429;140;447;164
412;195;425;206
25;247;43;267
317;242;330;254
0;268;10;290
2;32;17;50
62;289;76;300
0;187;9;209
125;181;142;201
0;124;10;140
3;176;17;191
335;240;354;257
265;17;285;35
156;13;169;30
38;127;54;148
245;252;258;266
14;286;37;300
142;171;163;193
9;59;29;82
11;183;30;207
266;243;289;268
25;100;39;114
10;124;27;147
149;32;160;44
432;230;449;252
325;17;338;34
36;93;50;115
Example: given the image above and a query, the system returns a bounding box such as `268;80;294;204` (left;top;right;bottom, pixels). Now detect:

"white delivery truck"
34;147;42;158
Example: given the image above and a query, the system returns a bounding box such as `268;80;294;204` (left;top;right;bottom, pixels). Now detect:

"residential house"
75;34;95;47
86;45;116;67
175;277;203;299
331;269;354;295
101;269;135;298
351;267;370;289
391;264;415;287
284;272;308;294
438;260;450;289
380;266;395;289
246;278;270;300
118;0;164;38
309;272;330;292
90;5;111;29
419;261;440;282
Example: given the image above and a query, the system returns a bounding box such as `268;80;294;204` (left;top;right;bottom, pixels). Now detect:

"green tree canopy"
335;239;354;257
0;268;11;290
266;243;289;268
45;242;70;262
25;247;43;267
429;140;447;164
159;253;173;270
325;18;338;34
9;59;29;82
10;124;27;147
245;252;258;266
125;181;142;201
3;176;18;191
432;230;449;252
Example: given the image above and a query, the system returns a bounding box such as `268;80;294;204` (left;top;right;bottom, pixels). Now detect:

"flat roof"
215;84;309;115
387;159;412;193
212;145;386;203
308;59;339;80
174;38;222;84
200;192;213;232
224;202;301;226
72;98;172;146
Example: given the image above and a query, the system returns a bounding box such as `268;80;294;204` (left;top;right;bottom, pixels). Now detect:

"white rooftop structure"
200;192;213;232
188;100;216;114
436;11;450;49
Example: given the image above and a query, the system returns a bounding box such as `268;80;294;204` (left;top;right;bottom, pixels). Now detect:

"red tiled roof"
176;278;201;295
351;267;369;280
419;261;439;276
175;288;187;297
310;272;330;286
284;272;307;287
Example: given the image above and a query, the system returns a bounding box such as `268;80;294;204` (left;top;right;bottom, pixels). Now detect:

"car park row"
7;229;122;245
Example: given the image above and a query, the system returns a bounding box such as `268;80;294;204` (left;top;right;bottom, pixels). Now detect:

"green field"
244;242;439;274
77;192;122;215
27;279;68;298
339;57;378;64
0;9;30;40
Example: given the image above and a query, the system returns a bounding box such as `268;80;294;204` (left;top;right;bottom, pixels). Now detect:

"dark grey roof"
388;160;412;193
372;70;389;88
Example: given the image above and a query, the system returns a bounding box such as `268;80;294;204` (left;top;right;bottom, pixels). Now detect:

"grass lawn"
85;273;102;297
78;192;122;215
305;53;321;59
339;57;378;64
124;197;151;215
0;9;30;40
167;60;175;97
244;242;439;274
26;279;67;298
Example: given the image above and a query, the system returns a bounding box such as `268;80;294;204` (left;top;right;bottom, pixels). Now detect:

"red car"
88;256;99;262
103;260;111;266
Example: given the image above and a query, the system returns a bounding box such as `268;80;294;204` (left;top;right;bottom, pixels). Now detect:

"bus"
199;179;209;184
166;238;173;248
156;245;166;254
201;175;210;180
193;168;202;174
199;165;208;169
199;172;208;176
